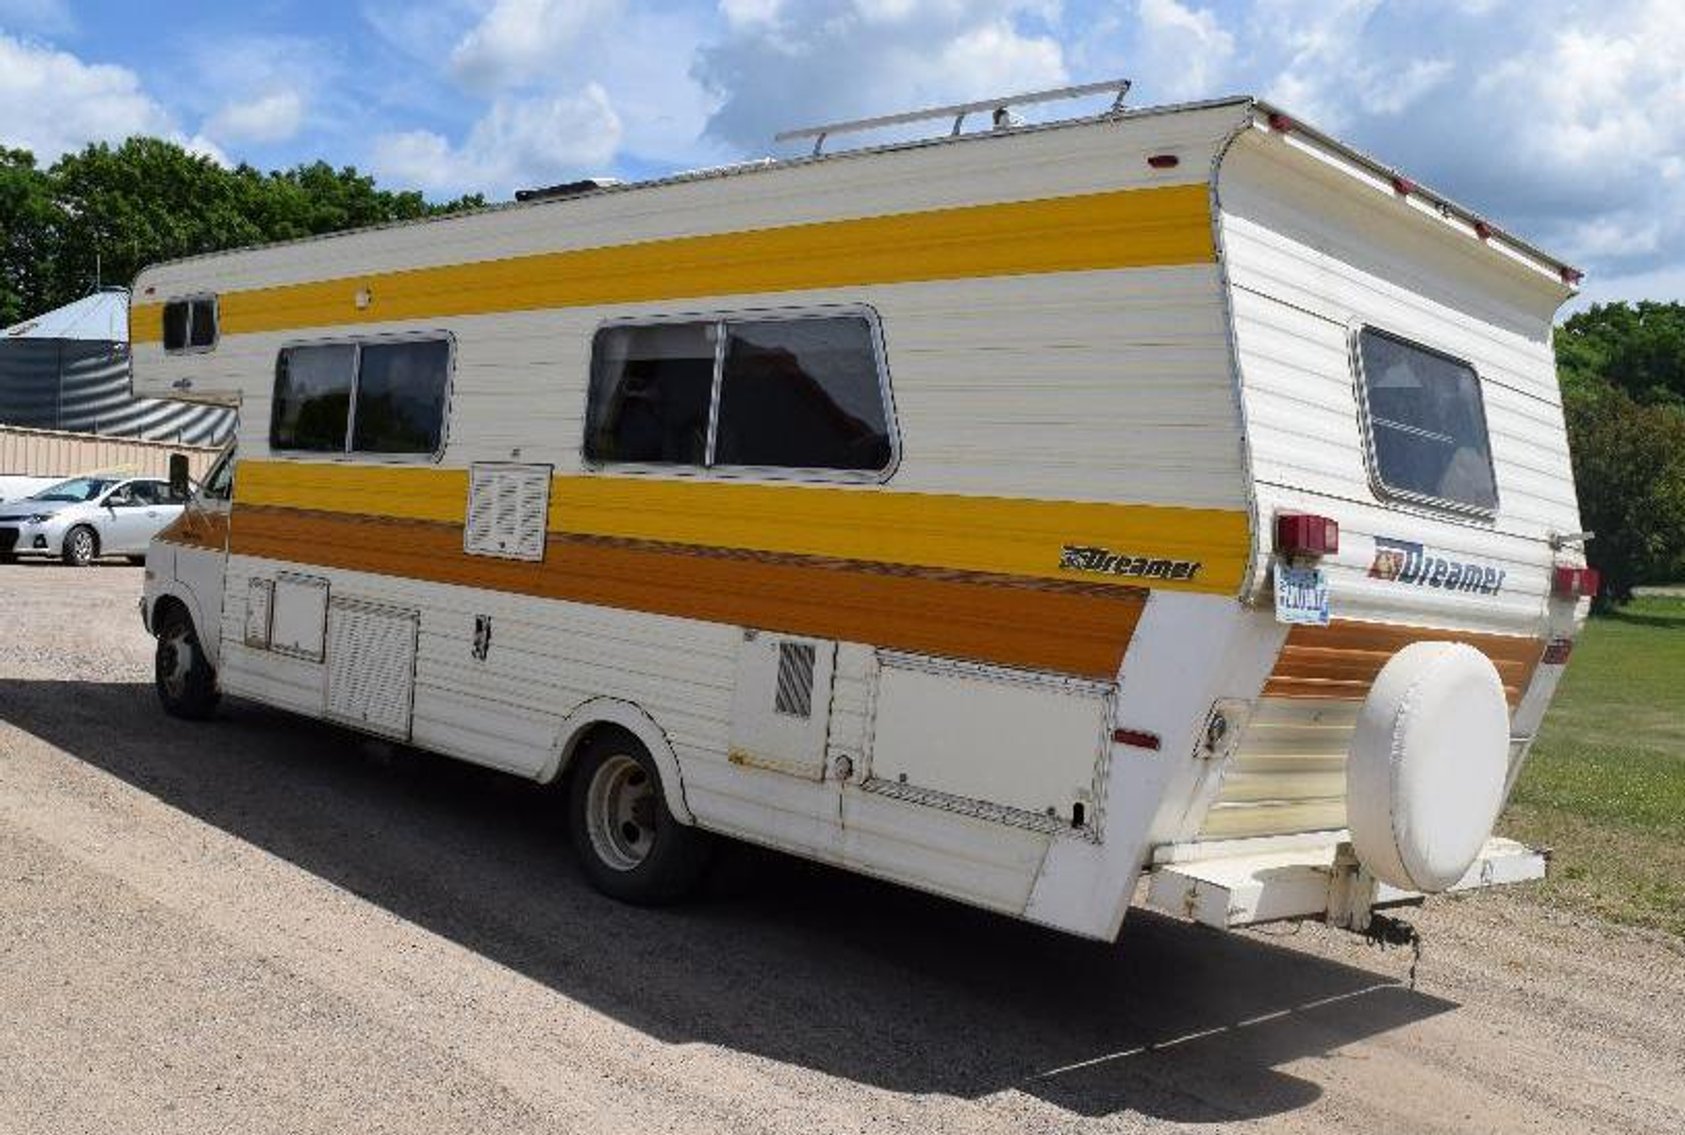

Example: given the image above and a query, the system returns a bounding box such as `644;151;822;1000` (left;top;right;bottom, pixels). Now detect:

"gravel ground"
1;561;1681;1134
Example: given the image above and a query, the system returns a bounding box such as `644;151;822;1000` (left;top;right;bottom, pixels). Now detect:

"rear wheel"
567;729;712;905
61;525;97;567
154;605;219;720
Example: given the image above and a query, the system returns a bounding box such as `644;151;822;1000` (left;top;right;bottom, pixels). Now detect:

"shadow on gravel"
0;678;1455;1124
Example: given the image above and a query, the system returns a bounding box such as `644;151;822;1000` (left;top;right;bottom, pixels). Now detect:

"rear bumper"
1144;834;1547;930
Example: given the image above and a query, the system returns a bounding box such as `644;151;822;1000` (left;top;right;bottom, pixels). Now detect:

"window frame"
1350;324;1500;519
162;293;220;355
268;330;456;464
582;304;900;484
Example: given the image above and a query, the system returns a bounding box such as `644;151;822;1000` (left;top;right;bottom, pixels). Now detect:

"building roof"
2;288;129;344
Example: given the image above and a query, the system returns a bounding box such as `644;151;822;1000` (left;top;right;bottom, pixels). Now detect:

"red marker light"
1275;513;1340;557
1560;266;1584;286
1147;153;1180;169
1112;728;1162;751
1391;174;1415;196
1267;112;1294;133
1552;565;1600;599
1474;219;1494;241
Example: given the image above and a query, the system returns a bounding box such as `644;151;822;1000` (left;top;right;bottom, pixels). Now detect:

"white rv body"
133;96;1585;940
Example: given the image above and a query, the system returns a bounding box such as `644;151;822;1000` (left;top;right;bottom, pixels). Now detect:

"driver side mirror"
168;453;191;501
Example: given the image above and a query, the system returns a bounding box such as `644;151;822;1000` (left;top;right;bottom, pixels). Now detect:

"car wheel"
567;728;712;905
154;606;220;720
61;525;98;567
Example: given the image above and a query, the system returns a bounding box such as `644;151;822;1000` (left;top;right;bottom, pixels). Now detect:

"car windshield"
28;477;115;503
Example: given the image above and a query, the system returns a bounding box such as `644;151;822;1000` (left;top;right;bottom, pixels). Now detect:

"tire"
567;728;712;905
154;605;220;720
61;524;98;567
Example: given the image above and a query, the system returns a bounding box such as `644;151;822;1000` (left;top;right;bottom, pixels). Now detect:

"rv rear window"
163;296;218;352
1356;328;1497;513
270;336;452;457
585;311;893;477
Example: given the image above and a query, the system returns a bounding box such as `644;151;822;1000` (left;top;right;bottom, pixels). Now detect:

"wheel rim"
157;628;192;699
71;530;93;562
585;754;658;872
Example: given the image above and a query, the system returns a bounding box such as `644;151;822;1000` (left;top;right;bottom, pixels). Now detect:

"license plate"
1274;561;1330;626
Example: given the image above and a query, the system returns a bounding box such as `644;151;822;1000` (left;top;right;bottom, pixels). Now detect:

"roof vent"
513;177;622;203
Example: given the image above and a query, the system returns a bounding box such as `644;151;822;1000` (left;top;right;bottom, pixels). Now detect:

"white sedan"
0;476;188;566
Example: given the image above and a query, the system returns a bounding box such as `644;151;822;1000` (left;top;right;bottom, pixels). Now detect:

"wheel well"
67;522;99;550
151;593;192;638
544;700;695;826
555;723;639;787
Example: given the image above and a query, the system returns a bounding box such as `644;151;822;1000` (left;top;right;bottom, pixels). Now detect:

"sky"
1;0;1681;307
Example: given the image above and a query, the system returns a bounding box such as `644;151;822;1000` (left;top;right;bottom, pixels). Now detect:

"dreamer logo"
1368;537;1506;596
1059;544;1202;582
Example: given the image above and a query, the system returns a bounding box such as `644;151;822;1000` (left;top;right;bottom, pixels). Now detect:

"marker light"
1267;112;1294;133
1112;728;1162;751
1391;175;1415;196
1552;565;1600;600
1474;220;1494;241
1147;153;1180;169
1275;512;1340;558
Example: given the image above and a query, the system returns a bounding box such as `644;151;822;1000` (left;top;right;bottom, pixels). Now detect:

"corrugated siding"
0;339;234;445
0;423;220;480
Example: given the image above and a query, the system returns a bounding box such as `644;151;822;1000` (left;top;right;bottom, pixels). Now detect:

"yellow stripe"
132;184;1214;343
235;460;1250;594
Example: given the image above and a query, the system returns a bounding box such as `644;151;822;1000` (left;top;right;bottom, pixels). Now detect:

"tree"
1558;301;1685;407
2;136;487;323
1564;383;1685;603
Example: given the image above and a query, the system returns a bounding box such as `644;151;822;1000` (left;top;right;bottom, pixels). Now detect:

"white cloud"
448;0;623;90
0;33;179;160
1133;0;1234;102
694;1;1067;152
205;90;306;145
372;82;621;196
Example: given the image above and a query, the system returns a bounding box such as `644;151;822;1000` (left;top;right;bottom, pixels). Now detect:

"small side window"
1356;327;1497;513
163;296;218;352
271;344;356;452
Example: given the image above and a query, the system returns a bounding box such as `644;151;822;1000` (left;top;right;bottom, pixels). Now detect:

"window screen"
584;322;716;464
1358;328;1497;512
163;297;217;351
353;339;451;454
714;317;891;471
271;344;355;452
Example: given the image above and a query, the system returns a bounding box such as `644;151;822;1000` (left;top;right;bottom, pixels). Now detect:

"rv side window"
271;344;356;452
163;296;218;352
585;322;716;465
714;317;891;471
353;339;452;454
1356;328;1497;513
585;310;894;477
270;338;451;457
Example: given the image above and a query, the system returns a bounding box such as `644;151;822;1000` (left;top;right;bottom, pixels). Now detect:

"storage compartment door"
325;597;420;741
867;656;1112;830
729;631;837;779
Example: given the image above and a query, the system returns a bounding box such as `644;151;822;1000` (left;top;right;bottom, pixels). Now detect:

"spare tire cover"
1346;641;1510;892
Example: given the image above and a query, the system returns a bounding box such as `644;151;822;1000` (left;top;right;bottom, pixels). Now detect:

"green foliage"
1558;302;1685;602
1502;596;1685;938
0;136;485;327
1558;301;1685;407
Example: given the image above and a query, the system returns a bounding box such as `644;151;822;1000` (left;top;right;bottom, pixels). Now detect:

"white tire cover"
1346;641;1510;892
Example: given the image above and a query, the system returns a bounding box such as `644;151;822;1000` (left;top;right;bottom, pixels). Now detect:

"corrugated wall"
0;339;235;445
0;424;221;480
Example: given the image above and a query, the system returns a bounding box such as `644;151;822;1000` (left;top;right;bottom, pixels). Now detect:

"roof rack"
774;78;1131;157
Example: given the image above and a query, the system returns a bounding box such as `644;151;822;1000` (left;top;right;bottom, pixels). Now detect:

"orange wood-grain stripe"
230;505;1146;679
1263;620;1543;707
154;508;228;553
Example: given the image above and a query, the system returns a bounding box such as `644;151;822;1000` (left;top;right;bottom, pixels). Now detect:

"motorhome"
131;84;1591;940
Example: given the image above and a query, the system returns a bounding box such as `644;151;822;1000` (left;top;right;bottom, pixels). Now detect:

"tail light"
1552;565;1600;599
1275;512;1340;558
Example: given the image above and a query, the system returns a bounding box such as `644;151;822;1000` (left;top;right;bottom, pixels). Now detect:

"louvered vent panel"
774;641;817;718
464;463;552;562
326;599;419;741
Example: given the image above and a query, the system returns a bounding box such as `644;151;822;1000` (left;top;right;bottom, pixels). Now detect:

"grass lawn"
1500;595;1685;938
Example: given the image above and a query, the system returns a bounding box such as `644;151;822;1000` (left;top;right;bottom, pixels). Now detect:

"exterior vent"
326;598;419;741
464;462;552;562
774;641;817;718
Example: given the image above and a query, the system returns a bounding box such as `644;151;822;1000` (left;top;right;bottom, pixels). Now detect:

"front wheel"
61;525;97;567
567;729;712;905
154;606;220;720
